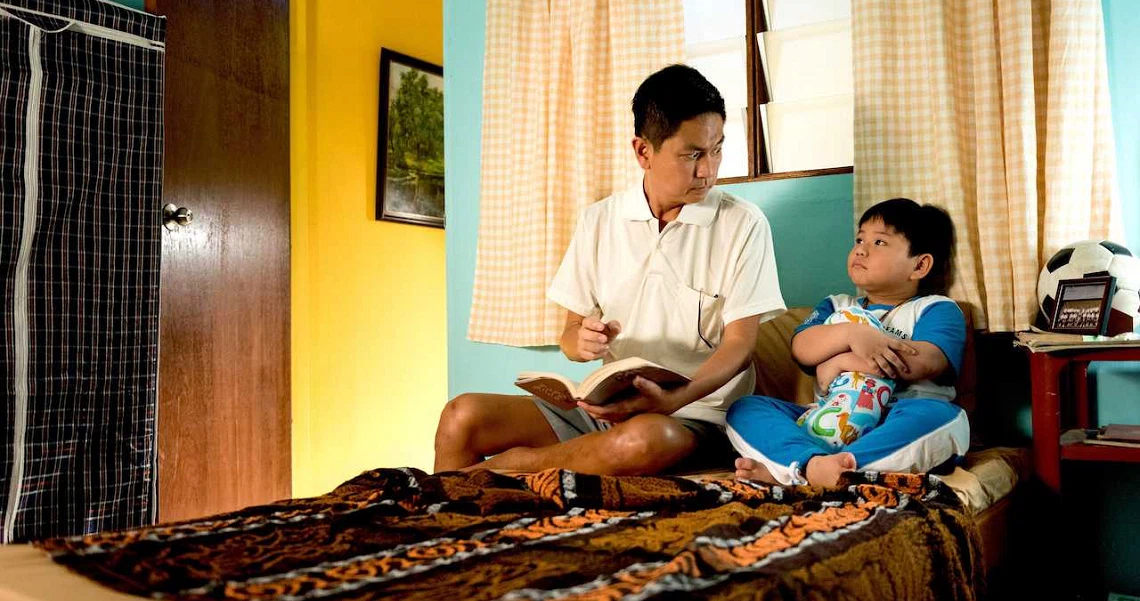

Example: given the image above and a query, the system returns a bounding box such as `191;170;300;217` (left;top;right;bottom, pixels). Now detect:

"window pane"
762;0;850;31
758;20;852;103
719;107;748;178
683;0;747;178
760;94;853;172
686;37;748;110
684;0;745;45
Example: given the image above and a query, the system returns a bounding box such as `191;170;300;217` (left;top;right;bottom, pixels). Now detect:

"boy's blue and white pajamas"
726;294;971;485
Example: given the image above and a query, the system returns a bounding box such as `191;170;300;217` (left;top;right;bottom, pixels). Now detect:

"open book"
515;357;690;410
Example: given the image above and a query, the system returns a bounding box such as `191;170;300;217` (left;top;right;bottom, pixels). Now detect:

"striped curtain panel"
0;0;165;542
467;0;684;347
853;0;1121;331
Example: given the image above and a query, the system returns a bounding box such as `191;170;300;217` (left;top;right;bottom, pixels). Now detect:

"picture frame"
1049;276;1117;335
376;48;444;228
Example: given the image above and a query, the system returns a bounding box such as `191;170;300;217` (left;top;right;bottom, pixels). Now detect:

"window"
683;0;749;178
684;0;854;181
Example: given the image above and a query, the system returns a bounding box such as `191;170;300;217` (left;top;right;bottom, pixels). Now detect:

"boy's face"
848;219;930;294
634;112;724;206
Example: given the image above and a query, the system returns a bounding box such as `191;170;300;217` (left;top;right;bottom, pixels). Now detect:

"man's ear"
910;253;934;281
632;137;652;169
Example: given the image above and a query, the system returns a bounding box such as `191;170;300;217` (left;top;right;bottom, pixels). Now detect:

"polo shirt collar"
619;183;655;221
619;181;719;227
676;188;718;227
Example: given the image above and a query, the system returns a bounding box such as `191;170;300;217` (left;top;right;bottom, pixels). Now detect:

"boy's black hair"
632;64;726;149
859;198;956;295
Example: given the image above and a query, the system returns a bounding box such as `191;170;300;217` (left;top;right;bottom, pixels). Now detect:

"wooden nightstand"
1026;346;1140;492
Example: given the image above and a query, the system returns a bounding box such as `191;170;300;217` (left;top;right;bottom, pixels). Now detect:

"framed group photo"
376;48;444;228
1049;276;1117;335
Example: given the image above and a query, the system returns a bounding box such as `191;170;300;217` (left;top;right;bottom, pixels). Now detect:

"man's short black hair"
859;198;956;295
632;64;726;149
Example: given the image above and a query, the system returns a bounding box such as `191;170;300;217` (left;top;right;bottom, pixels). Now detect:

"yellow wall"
291;0;447;497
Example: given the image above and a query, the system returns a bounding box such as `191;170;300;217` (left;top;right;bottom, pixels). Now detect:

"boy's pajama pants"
726;395;970;485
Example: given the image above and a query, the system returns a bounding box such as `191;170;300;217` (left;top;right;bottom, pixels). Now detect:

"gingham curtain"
853;0;1121;331
468;0;684;346
0;0;165;542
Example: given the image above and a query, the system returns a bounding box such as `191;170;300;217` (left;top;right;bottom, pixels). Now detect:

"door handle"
162;203;194;230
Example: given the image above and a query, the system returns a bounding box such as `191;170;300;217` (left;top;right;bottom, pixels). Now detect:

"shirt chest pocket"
673;282;725;352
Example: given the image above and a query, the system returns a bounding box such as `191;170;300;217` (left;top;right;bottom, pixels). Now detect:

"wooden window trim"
719;166;852;186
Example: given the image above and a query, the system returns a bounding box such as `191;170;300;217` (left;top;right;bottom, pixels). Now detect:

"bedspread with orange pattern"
36;468;984;600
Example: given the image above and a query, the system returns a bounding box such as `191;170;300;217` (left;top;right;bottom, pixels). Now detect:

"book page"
578;358;690;406
578;357;659;392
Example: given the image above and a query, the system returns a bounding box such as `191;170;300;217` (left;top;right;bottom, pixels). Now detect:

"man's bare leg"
733;457;777;483
471;413;698;476
805;452;856;487
433;393;561;472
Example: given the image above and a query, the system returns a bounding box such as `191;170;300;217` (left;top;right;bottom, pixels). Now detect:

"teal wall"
1096;0;1140;442
1085;0;1140;595
1105;0;1140;249
444;0;1140;593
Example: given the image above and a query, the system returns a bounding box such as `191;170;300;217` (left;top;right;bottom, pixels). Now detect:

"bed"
0;308;1028;600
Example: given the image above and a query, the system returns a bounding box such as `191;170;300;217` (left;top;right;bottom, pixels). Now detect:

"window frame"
716;0;854;184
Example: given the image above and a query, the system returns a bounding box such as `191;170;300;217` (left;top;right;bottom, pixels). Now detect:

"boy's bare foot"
805;452;856;487
734;457;778;484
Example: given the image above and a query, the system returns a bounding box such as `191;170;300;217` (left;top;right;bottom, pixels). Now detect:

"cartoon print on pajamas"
795;307;896;450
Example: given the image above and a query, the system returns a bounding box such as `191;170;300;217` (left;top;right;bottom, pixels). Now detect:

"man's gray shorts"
530;398;736;473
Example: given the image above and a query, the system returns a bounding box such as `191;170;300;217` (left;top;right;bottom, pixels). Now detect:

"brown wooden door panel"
154;0;290;522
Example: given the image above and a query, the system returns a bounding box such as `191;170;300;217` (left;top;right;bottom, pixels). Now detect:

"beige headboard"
751;308;817;406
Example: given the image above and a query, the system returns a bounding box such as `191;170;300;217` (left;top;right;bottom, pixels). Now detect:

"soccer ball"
1036;239;1140;334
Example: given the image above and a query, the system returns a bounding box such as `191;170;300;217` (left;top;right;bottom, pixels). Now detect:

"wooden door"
151;0;290;521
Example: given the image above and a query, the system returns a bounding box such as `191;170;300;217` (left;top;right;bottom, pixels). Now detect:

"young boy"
726;198;970;487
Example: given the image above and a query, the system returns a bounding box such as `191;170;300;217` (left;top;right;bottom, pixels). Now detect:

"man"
434;65;785;475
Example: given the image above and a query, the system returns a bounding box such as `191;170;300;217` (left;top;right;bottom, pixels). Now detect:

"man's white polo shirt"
548;182;786;425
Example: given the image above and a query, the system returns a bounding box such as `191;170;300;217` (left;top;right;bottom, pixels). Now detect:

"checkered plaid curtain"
853;0;1121;331
0;0;165;542
468;0;684;346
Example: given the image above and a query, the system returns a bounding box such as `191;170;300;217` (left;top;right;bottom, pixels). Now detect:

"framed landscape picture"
376;48;444;228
